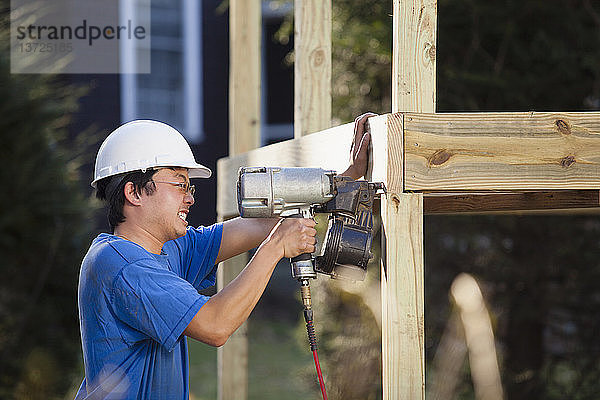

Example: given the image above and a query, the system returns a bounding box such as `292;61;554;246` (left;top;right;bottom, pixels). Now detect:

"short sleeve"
166;223;223;289
111;259;208;351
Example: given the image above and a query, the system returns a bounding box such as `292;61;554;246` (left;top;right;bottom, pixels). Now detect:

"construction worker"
75;114;373;399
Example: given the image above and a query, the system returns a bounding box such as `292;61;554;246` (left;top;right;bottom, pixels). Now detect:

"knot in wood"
425;42;436;63
311;49;325;67
391;194;401;210
555;119;571;135
428;149;452;167
560;155;576;168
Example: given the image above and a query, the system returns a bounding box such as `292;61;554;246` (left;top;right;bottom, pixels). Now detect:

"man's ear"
123;182;143;206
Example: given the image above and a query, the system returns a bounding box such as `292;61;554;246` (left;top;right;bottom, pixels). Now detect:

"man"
75;114;373;399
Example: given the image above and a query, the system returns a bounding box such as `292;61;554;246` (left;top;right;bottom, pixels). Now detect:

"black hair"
95;169;158;231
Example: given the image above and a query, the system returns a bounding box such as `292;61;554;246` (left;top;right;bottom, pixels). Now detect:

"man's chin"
167;227;188;242
176;226;189;238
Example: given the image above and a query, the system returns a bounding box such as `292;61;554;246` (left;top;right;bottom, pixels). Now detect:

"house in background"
67;0;294;228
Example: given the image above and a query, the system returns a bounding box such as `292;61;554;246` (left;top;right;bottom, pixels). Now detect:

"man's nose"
185;191;195;205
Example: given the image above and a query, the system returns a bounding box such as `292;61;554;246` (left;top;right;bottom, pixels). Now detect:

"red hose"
312;349;328;400
300;282;328;400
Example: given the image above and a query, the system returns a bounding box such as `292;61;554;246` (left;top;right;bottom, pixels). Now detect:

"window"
121;0;203;143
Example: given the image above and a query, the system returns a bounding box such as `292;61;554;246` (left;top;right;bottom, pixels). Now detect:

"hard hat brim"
91;164;212;188
188;164;212;179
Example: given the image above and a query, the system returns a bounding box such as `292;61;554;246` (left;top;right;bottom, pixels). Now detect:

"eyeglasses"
151;180;195;196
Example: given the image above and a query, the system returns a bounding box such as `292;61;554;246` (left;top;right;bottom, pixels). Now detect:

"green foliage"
437;0;600;112
0;3;98;398
331;0;392;123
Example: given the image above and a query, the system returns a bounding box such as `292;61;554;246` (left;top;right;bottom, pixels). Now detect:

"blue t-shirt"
75;223;223;399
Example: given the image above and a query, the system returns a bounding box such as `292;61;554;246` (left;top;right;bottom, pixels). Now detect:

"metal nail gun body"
237;167;384;281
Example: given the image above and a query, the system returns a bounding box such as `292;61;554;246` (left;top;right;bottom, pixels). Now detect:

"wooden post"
392;0;437;114
381;191;425;399
218;1;261;399
377;112;426;399
217;253;249;400
294;0;332;137
383;0;437;398
228;0;261;154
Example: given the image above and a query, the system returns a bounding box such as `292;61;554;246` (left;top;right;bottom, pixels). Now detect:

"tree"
0;2;99;397
331;0;392;123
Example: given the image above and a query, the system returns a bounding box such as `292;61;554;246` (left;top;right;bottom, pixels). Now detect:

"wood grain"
228;0;261;154
387;0;435;396
392;0;437;113
381;193;425;400
404;112;600;190
294;0;332;137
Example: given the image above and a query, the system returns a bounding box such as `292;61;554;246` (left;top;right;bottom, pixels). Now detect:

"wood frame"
217;0;600;399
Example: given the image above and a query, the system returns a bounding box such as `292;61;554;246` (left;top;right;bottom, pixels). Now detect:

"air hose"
300;280;328;400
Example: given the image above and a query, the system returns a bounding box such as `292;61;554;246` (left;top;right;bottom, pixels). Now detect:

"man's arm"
214;217;279;264
184;218;316;346
187;112;375;346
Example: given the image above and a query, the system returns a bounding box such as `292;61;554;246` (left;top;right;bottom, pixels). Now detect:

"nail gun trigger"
370;182;386;196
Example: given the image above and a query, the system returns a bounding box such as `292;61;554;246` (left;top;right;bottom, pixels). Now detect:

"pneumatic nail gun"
237;166;384;282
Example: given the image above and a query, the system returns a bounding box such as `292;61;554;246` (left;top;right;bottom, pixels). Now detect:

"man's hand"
340;112;377;180
267;218;317;259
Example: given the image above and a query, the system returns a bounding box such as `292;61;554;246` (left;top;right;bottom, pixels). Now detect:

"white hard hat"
92;120;211;188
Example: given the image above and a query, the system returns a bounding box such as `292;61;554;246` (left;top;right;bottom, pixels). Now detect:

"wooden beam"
218;2;261;399
367;113;404;191
404;112;600;191
379;118;426;399
423;191;600;215
376;101;428;400
216;120;359;217
294;0;332;137
392;0;437;113
217;111;600;214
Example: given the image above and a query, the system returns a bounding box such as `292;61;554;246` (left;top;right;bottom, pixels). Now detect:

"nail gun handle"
290;212;312;262
291;252;312;262
288;213;317;280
